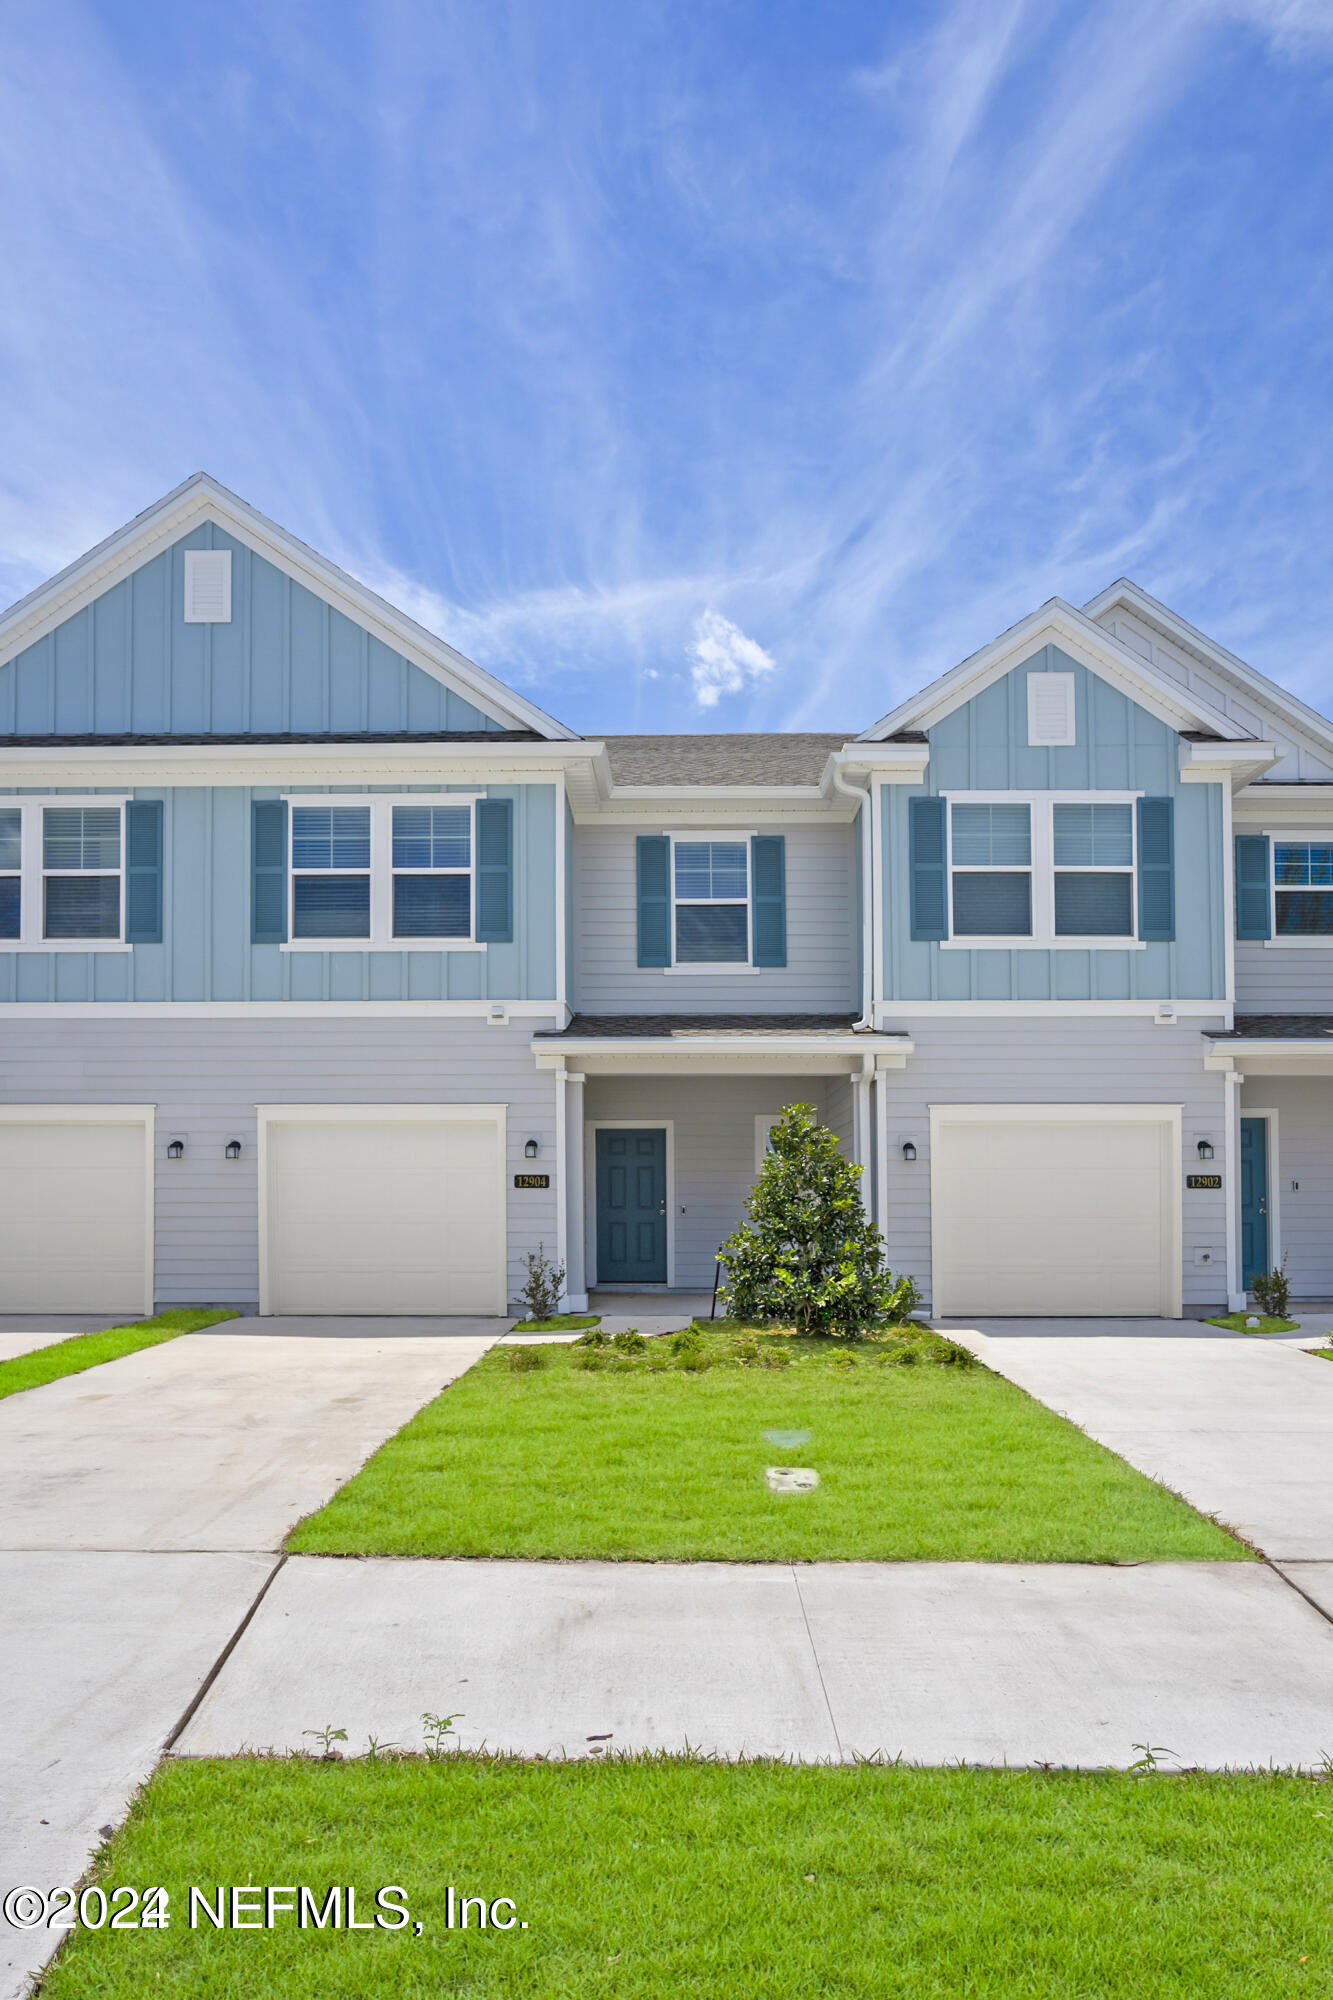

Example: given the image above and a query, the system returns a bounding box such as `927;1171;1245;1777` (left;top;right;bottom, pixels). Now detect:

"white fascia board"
1204;1038;1333;1075
825;745;930;787
1084;580;1333;763
0;472;579;742
1178;740;1282;789
876;999;1231;1021
857;600;1243;744
579;786;846;826
0;999;570;1020
1234;784;1333;821
0;739;605;789
532;1034;913;1069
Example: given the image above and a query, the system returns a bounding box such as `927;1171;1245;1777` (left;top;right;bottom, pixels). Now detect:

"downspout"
829;758;874;1031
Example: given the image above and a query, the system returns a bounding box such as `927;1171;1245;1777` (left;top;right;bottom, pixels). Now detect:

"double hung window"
944;795;1140;946
672;839;749;964
286;795;479;948
0;800;129;947
1273;841;1333;936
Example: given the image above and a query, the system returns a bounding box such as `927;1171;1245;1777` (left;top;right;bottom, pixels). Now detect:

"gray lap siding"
0;1019;558;1309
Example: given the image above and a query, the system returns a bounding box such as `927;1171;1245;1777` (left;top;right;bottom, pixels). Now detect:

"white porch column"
1224;1067;1245;1312
852;1059;874;1193
562;1069;588;1310
873;1066;889;1241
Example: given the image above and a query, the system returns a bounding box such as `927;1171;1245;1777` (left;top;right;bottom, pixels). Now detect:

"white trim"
928;1101;1183;1319
0;796;133;952
873;1069;889;1239
585;1119;675;1289
869;774;884;1016
280;792;484;953
0;999;567;1019
183;548;232;623
1256;830;1333;948
666;830;754;972
1224;1069;1244;1310
254;1101;508;1317
939;791;1142;950
555;1067;568;1302
555;775;568;1009
1222;781;1235;1004
0;473;577;740
858;600;1243;745
0;1103;155;1317
534;1033;913;1067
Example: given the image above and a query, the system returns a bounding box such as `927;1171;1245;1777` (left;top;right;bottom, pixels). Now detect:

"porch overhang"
1204;1015;1333;1077
532;1013;913;1077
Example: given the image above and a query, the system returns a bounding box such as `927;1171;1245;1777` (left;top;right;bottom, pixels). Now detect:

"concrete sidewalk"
950;1329;1333;1560
177;1554;1333;1770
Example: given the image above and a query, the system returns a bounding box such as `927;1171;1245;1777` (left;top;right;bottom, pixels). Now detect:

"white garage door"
0;1114;151;1315
930;1107;1181;1318
262;1110;505;1316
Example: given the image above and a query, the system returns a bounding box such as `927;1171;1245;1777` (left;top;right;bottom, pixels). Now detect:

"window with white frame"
0;800;128;947
673;837;749;963
286;795;478;948
945;795;1139;946
1273;839;1333;935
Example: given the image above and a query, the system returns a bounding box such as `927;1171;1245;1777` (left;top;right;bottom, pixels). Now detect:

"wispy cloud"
2;0;1332;730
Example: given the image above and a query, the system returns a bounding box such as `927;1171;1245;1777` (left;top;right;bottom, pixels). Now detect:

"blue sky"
2;0;1332;734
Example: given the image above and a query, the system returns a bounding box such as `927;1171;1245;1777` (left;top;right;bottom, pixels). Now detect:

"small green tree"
717;1103;919;1338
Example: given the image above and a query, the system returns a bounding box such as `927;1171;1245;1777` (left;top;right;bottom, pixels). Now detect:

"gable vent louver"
184;548;232;623
1027;672;1075;747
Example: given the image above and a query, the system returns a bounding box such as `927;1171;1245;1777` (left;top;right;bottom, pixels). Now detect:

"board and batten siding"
1239;1079;1333;1297
571;823;859;1014
0;782;557;1004
0;1020;558;1306
0;522;506;737
583;1075;835;1289
880;646;1227;1003
878;1019;1230;1310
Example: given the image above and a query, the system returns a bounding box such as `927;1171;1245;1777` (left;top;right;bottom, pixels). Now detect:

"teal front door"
1241;1117;1269;1287
596;1129;667;1284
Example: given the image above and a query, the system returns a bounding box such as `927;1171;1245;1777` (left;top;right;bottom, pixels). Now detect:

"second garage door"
261;1109;506;1316
0;1112;152;1316
929;1106;1181;1318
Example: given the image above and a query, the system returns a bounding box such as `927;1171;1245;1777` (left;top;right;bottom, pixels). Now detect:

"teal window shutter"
1136;797;1175;942
251;799;288;944
124;800;163;944
1235;834;1271;940
751;835;786;967
476;798;514;943
909;796;947;941
637;835;670;966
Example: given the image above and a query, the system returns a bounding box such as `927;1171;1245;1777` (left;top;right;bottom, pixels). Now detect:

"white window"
943;793;1141;948
284;795;481;951
184;549;232;623
671;836;750;966
1027;672;1076;747
1273;839;1333;937
0;799;130;951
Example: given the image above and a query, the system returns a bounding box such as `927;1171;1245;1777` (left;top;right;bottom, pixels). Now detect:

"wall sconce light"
225;1140;242;1161
1197;1139;1215;1161
524;1138;539;1160
901;1141;917;1162
166;1139;185;1160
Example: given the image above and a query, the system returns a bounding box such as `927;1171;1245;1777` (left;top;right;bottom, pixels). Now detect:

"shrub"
668;1327;704;1357
879;1343;918;1367
676;1349;711;1373
506;1343;547;1373
732;1335;762;1365
1252;1256;1290;1318
759;1348;792;1370
717;1104;922;1338
517;1244;566;1323
611;1328;646;1354
574;1350;607;1371
574;1327;608;1347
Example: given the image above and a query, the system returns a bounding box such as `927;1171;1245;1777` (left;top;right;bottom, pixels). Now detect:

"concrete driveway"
0;1316;123;1364
950;1325;1333;1560
0;1319;500;2000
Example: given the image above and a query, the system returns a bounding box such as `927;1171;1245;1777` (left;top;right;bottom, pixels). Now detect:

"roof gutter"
827;757;875;1030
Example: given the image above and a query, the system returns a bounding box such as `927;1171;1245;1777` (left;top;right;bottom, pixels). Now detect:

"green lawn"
0;1308;238;1401
510;1313;601;1332
289;1323;1245;1562
1204;1313;1300;1334
40;1756;1331;1999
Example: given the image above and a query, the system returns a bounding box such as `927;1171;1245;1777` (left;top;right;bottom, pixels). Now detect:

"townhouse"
0;475;1329;1319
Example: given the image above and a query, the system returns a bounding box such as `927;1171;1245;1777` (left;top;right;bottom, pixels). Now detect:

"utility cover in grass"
765;1467;820;1493
763;1428;811;1449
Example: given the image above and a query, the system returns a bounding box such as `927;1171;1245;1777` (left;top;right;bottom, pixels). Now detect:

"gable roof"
0;472;578;742
856;596;1251;745
1083;577;1333;769
602;733;851;787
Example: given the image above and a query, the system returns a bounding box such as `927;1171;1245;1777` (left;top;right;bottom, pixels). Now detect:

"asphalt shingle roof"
537;1013;884;1039
1212;1014;1333;1039
600;734;852;787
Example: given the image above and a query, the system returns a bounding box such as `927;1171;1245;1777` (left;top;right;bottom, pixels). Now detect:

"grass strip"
41;1755;1332;1999
290;1322;1246;1562
0;1308;238;1401
510;1313;601;1332
1203;1313;1301;1333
